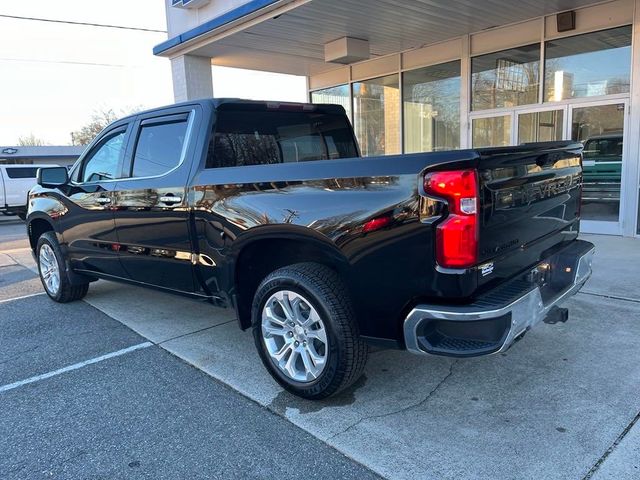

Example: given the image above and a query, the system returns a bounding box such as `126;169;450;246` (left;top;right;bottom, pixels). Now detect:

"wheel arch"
27;215;57;251
230;227;352;330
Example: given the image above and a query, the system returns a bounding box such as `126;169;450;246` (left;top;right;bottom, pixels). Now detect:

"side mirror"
37;167;69;188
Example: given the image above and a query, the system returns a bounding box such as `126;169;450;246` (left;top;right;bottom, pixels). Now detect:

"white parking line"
0;342;153;394
0;292;46;304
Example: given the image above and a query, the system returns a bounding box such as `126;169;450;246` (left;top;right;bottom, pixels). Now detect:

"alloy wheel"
261;290;328;383
39;244;60;296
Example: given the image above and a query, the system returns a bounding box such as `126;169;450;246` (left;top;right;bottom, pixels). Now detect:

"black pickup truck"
28;99;594;399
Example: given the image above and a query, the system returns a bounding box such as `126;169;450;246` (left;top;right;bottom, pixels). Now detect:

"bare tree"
70;106;143;146
17;133;48;146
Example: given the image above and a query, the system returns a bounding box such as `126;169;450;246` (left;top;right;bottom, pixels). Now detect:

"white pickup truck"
1;164;56;220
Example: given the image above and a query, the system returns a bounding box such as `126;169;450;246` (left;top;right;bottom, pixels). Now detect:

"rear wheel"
252;263;368;399
37;232;89;302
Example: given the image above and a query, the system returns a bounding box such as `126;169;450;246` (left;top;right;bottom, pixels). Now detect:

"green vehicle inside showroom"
581;134;623;205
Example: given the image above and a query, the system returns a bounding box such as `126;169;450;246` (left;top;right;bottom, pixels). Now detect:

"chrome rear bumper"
404;240;595;357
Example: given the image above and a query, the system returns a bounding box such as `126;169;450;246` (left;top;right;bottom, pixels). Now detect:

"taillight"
423;169;479;269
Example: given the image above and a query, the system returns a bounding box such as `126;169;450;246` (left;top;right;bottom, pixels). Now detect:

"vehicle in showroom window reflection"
582;133;623;206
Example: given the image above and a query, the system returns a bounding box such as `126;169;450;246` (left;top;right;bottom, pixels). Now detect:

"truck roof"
122;98;347;122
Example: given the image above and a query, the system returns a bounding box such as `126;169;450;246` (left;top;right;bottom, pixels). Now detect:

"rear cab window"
207;107;358;168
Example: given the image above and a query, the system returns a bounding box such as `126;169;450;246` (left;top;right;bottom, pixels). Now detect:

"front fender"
27;191;68;223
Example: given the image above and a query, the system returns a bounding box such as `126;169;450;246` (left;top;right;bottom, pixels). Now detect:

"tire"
36;231;89;303
252;262;368;400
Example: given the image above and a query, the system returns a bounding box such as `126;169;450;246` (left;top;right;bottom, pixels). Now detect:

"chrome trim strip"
70;109;196;186
122;109;196;182
403;246;595;356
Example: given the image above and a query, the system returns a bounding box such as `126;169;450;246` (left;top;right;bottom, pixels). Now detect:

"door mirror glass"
37;167;69;187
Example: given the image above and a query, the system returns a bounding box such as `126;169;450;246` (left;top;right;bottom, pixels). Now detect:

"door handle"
96;197;111;204
159;195;182;204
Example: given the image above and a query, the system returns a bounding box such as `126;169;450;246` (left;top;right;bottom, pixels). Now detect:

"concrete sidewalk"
3;231;639;479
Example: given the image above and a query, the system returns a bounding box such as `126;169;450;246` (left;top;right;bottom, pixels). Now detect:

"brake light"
424;169;479;269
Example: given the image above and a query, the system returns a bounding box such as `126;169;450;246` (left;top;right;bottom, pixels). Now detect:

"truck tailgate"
476;142;583;292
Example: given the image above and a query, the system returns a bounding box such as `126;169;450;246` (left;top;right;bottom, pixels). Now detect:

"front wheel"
37;232;89;302
252;263;368;400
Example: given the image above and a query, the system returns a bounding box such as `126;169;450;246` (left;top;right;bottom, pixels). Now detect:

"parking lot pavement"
0;263;42;302
2;216;639;479
0;344;379;480
0;220;380;480
0;295;144;385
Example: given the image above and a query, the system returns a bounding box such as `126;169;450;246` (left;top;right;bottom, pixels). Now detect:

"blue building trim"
153;0;280;55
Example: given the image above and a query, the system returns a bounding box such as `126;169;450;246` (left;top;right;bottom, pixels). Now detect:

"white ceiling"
191;0;608;76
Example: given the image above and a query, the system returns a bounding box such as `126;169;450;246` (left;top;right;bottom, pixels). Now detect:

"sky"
0;0;307;146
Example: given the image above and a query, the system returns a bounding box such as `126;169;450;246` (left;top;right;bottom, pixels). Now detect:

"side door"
59;123;132;277
112;106;199;292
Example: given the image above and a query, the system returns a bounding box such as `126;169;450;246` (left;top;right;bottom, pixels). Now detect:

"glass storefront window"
403;61;460;153
353;74;400;156
311;85;352;119
518;110;564;144
572;103;625;222
545;26;632;102
471;44;540;111
472;115;511;147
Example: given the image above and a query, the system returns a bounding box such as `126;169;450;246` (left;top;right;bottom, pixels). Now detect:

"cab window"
130;119;189;178
80;131;125;183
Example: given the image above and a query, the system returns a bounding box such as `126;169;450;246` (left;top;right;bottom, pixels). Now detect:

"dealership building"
155;0;640;237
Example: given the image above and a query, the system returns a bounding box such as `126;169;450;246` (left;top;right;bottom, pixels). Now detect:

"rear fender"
228;225;351;329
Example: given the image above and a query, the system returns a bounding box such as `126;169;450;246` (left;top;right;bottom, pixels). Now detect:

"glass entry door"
570;101;626;233
471;108;566;147
471;101;627;234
